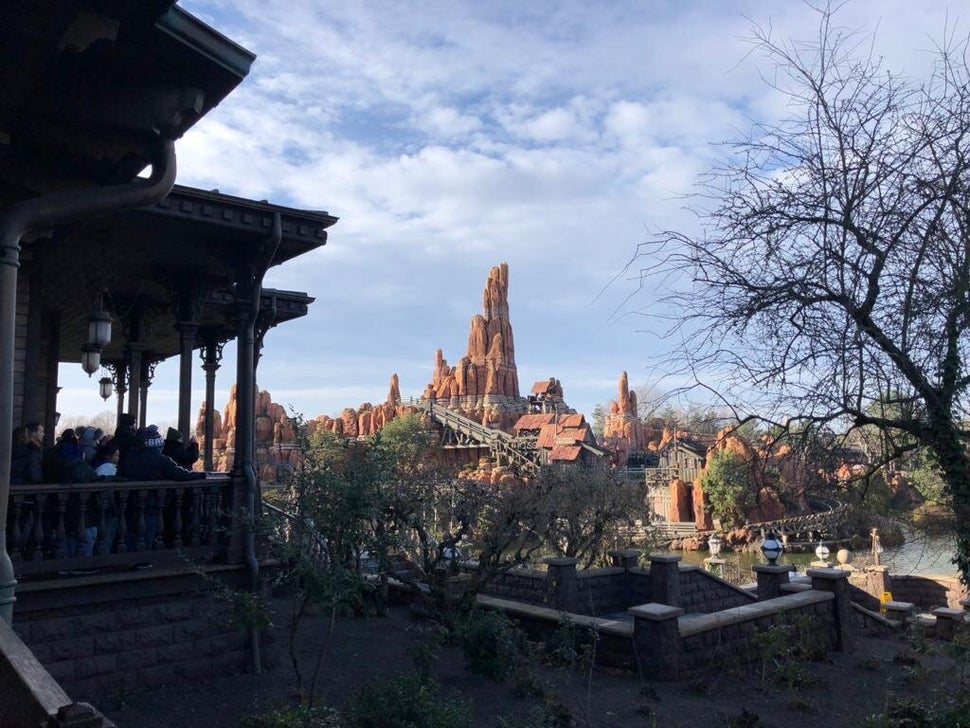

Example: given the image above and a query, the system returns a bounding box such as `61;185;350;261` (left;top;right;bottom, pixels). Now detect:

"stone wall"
13;568;272;698
890;574;967;610
678;567;757;613
481;568;548;604
677;593;834;675
576;568;628;614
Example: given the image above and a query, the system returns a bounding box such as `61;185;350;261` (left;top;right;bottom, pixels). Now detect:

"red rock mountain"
200;262;566;473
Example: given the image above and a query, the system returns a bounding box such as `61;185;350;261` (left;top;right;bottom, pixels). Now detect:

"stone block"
158;640;198;664
46;636;95;663
77;612;116;636
155;601;197;623
932;607;966;641
134;624;175;648
137;663;178;689
94;630;136;654
176;658;214;681
210;649;248;675
116;647;158;671
174;617;215;641
74;653;118;680
31;617;77;643
46;659;76;683
70;670;140;699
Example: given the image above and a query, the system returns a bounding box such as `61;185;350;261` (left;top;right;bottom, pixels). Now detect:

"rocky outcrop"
199;374;422;480
420;263;527;430
600;371;663;465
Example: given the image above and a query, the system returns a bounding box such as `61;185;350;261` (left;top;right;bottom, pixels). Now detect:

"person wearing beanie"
119;424;205;552
163;426;200;469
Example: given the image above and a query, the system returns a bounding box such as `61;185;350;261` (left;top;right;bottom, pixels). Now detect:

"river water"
676;529;958;579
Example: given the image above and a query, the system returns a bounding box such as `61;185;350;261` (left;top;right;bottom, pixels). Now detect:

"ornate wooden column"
199;331;224;472
126;343;144;425
230;211;281;675
176;321;198;440
108;360;128;423
138;356;157;429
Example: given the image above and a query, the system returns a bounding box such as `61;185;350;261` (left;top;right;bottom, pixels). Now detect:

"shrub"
345;671;472;728
454;609;523;681
241;705;346;728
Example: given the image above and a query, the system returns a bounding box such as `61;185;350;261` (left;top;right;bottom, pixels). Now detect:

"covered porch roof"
33;184;336;367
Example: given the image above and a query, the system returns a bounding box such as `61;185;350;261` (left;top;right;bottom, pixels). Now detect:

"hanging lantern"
99;375;113;401
81;344;100;376
87;302;112;349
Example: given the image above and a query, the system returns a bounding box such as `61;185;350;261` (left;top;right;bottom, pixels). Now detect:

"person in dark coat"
10;422;43;484
113;413;138;470
163;427;200;470
42;428;84;483
119;425;205;552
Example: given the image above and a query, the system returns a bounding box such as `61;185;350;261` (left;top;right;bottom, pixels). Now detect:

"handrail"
9;474;230;496
6;476;238;577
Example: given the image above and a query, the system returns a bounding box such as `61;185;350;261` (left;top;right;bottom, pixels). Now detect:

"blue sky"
58;0;963;428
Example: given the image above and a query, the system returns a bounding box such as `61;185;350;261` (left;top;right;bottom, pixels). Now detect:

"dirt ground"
89;598;968;728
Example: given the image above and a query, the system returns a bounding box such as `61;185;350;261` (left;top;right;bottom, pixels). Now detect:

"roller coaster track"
742;496;850;540
413;400;540;473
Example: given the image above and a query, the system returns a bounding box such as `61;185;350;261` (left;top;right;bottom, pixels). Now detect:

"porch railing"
6;475;243;579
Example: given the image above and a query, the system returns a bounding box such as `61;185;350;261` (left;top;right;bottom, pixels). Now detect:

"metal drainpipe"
0;139;176;624
235;211;281;674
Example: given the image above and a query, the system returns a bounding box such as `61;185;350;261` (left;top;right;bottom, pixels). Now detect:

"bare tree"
634;8;970;583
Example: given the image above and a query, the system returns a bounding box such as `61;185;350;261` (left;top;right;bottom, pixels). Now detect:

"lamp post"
814;540;831;568
704;532;725;576
761;529;784;565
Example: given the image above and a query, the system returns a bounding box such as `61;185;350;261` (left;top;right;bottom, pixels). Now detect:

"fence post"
629;603;683;680
648;554;682;607
610;549;641;570
809;567;853;652
752;563;790;601
544;557;579;612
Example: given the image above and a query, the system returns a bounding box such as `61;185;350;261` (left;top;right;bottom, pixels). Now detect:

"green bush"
455;609;523;681
240;705;346;728
345;671;472;728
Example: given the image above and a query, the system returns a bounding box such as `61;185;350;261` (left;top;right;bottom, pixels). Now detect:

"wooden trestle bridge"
657;496;851;543
742;496;851;542
413;400;541;473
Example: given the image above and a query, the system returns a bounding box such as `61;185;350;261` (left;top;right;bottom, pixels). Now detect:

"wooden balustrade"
6;475;241;578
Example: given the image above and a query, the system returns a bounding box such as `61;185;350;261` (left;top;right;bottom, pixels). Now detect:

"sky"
57;0;964;429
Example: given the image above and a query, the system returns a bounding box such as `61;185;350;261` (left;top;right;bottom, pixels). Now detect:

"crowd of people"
9;416;206;558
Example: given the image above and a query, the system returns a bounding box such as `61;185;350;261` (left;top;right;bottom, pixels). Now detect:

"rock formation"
601;371;661;464
199;262;582;479
199;374;422;480
420;262;528;430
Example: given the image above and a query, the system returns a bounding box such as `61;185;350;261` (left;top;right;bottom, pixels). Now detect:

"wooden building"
0;3;336;724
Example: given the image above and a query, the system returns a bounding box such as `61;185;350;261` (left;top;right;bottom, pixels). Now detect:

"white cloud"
55;0;967;426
